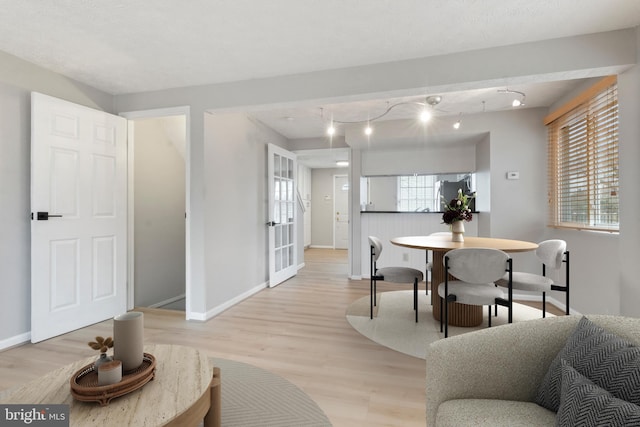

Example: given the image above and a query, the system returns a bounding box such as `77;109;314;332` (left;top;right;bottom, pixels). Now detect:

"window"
361;173;475;212
546;76;619;231
397;175;436;211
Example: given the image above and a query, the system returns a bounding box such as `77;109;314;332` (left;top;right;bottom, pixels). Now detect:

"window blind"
547;78;618;231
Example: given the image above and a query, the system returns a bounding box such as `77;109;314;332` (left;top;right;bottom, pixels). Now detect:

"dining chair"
439;248;512;338
369;236;424;322
496;239;569;317
425;232;451;298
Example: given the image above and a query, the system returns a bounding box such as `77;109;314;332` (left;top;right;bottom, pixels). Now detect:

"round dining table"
391;235;538;327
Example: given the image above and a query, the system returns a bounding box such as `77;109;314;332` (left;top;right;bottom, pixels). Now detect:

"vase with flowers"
88;335;114;369
442;189;475;242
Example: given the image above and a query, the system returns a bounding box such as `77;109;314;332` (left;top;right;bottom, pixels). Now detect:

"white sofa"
425;314;640;426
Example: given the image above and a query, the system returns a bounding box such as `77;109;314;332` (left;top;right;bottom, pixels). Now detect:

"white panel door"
334;175;349;249
267;144;297;287
31;92;127;343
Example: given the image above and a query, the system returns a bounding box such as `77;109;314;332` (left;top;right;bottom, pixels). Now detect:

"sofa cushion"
536;316;640;412
435;399;556;427
557;361;640;427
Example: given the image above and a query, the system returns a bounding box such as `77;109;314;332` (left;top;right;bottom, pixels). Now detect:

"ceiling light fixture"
325;95;443;136
498;89;526;107
453;113;462;129
336;160;349;167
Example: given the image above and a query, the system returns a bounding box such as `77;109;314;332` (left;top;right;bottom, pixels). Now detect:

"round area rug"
212;358;332;427
346;290;552;359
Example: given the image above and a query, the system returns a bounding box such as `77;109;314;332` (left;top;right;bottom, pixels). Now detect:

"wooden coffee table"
0;344;220;427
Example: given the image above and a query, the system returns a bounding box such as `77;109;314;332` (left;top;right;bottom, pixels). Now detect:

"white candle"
98;360;122;386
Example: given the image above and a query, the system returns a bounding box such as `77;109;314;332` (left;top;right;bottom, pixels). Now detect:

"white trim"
511;292;578;315
309;245;334;249
148;294;186;309
125;121;135;311
297;262;306;270
119;106;192;319
188;282;267;321
0;332;31;351
350;275;363;280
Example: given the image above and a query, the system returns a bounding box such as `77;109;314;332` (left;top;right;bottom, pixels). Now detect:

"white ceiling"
1;0;639;166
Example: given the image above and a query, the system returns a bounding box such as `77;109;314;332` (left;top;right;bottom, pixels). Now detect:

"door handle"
36;211;63;220
266;221;278;227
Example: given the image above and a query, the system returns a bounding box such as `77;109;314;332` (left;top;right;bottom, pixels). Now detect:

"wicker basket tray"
70;353;156;406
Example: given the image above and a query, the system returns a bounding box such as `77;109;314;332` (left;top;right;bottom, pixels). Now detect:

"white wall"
133;117;186;307
617;40;640;317
203;113;288;314
297;164;312;248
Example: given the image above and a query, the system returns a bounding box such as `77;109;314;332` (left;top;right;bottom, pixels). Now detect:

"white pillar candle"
98;360;122;386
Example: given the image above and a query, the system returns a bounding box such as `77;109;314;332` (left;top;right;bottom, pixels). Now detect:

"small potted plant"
88;336;114;368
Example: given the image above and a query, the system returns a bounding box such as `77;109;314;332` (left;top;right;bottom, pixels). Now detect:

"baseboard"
0;332;31;351
512;292;579;315
149;293;186;309
297;262;306;270
309;245;333;249
187;281;268;321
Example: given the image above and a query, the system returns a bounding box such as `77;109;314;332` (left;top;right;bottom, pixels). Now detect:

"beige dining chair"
439;248;513;338
496;239;569;317
369;236;424;322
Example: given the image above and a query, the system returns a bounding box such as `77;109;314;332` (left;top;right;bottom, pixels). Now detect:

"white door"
334;175;349;249
31;93;127;343
267;144;297;287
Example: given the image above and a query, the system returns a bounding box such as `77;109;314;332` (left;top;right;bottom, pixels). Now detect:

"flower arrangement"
442;189;475;224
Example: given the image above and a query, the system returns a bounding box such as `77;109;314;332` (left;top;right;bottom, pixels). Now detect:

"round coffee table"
0;344;220;427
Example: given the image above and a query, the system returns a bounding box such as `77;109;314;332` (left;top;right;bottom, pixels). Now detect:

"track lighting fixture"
324;95;443;136
453;113;462;129
498;89;526;107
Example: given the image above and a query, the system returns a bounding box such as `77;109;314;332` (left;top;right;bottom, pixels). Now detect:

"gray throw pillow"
557;361;640;427
536;316;640;412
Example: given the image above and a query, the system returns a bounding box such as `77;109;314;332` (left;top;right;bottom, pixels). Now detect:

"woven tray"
70;353;156;406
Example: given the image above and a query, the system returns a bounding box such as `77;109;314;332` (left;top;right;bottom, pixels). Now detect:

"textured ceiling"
0;0;638;94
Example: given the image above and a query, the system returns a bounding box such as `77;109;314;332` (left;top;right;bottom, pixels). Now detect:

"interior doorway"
333;174;349;249
121;107;191;316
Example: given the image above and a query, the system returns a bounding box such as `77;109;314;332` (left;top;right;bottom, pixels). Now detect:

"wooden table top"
0;344;213;426
391;235;538;252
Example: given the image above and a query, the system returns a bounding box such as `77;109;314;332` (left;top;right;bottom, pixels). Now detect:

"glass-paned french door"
267;144;297;286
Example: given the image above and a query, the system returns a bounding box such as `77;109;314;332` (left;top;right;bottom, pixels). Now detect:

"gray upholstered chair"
369;236;424;322
497;239;569;317
439;248;512;337
425;232;451;297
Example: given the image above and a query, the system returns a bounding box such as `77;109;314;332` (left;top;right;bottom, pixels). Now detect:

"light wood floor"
0;248;561;427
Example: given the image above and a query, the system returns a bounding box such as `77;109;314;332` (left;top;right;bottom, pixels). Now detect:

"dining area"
368;232;570;337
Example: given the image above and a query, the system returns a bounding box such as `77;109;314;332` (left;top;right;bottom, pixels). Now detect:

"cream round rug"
346;290;552;359
212;358;332;426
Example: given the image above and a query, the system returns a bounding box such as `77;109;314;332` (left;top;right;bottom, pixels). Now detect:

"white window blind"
547;78;619;231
